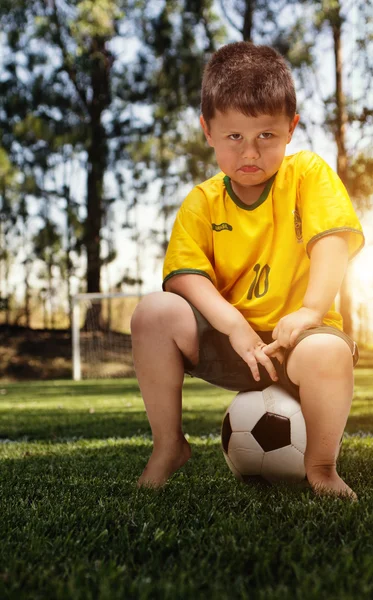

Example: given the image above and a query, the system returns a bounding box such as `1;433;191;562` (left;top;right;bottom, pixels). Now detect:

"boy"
131;42;364;498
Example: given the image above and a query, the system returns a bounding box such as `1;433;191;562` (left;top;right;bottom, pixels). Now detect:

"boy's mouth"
238;165;260;173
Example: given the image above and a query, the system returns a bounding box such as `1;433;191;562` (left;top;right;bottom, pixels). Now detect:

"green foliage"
182;126;217;182
0;148;12;180
347;154;373;214
311;0;350;31
33;221;64;263
71;0;124;42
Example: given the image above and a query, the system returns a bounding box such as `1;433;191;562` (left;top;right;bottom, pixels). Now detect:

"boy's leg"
285;333;356;499
131;292;199;487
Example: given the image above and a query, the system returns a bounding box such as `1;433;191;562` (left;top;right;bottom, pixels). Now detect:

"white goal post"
71;292;142;381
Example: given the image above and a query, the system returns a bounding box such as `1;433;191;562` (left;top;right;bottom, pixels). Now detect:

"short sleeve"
162;191;216;289
297;153;364;259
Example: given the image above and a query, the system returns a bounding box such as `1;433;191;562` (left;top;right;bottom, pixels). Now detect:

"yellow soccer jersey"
163;151;364;331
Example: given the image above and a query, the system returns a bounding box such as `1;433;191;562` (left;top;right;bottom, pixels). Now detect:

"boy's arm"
165;274;281;381
302;233;349;316
165;274;248;335
265;233;349;352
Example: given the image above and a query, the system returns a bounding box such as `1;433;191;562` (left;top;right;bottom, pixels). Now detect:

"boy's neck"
230;180;267;206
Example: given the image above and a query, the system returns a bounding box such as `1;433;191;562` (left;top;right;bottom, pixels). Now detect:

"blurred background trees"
0;0;372;340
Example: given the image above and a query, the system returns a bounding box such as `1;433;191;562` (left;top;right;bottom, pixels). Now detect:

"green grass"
1;372;373;600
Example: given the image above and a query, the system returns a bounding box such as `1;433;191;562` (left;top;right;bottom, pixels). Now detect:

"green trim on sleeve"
162;269;213;290
306;228;365;259
223;173;276;210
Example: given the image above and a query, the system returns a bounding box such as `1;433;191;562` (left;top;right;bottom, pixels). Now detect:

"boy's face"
200;109;300;196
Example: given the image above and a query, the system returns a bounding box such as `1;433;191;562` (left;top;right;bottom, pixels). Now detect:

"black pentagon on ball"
221;413;232;453
251;412;291;452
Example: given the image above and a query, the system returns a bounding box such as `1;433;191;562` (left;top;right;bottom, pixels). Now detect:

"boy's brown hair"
201;42;296;124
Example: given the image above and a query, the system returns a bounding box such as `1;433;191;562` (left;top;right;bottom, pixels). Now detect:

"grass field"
1;371;373;599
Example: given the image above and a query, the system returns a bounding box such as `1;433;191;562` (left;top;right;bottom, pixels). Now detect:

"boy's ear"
200;115;214;146
287;114;300;143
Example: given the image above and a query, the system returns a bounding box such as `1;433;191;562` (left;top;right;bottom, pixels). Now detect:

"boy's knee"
287;333;353;385
131;292;165;333
130;291;191;334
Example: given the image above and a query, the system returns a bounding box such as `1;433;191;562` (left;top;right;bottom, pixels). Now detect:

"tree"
303;0;372;337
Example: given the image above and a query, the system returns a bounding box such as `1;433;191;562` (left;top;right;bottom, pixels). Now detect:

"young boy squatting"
131;42;364;499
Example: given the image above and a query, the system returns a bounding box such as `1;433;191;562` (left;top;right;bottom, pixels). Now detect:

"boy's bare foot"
306;465;357;501
137;436;192;488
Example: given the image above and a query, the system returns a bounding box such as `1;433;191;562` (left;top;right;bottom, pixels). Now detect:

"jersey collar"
223;173;277;211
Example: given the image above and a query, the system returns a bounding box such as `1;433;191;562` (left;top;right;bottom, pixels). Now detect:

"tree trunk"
331;2;353;337
332;16;348;183
85;37;111;295
86;126;104;294
5;254;10;326
86;122;104;294
84;38;111;330
242;0;254;41
19;198;31;327
48;259;55;329
42;291;47;329
24;260;31;328
64;175;73;330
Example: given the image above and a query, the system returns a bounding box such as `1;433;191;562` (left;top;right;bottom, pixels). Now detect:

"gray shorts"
183;304;359;400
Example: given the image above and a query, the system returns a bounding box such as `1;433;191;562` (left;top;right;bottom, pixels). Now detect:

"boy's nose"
241;140;260;160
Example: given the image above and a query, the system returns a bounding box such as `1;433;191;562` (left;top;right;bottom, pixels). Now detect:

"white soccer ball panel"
227;390;266;431
261;446;306;482
229;431;264;454
228;432;264;475
263;385;302;418
290;410;307;453
223;451;244;481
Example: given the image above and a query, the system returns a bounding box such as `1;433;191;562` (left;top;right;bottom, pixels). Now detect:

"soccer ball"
221;385;307;484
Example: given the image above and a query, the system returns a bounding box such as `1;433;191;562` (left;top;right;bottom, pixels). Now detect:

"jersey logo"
293;208;303;243
212;223;233;232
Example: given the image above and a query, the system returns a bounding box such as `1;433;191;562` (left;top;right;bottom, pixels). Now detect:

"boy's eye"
258;132;273;139
228;134;242;141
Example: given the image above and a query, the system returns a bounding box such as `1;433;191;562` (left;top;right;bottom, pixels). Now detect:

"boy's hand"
228;323;282;382
264;307;323;356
